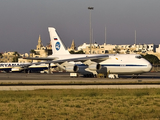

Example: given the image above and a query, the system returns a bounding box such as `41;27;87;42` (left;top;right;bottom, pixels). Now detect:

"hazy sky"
0;0;160;53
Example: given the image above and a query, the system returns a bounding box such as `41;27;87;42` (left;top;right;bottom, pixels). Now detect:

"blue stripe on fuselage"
75;64;147;67
101;64;147;67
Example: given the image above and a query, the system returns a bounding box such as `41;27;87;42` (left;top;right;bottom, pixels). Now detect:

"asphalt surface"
0;72;160;81
0;72;160;90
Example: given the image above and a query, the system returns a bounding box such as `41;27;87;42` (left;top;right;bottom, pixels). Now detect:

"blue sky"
0;0;160;53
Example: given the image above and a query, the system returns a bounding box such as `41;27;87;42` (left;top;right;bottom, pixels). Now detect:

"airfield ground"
0;72;160;119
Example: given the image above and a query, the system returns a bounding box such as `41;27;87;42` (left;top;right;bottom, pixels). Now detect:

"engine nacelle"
11;67;24;72
65;65;78;72
88;63;101;71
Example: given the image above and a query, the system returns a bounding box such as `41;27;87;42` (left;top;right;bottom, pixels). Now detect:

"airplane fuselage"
0;63;51;72
48;54;152;75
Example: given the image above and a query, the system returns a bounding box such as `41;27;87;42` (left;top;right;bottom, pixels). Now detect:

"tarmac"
0;72;160;90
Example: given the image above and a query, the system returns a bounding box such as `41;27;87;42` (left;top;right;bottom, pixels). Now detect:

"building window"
105;50;109;53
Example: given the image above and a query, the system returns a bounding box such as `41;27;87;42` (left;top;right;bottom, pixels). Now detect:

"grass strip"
0;89;160;119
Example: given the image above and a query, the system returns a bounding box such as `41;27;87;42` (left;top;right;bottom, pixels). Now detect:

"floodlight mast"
88;7;94;54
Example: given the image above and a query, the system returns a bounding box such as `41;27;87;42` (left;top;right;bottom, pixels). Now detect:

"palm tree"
30;49;36;57
0;53;2;58
30;49;36;63
13;51;20;62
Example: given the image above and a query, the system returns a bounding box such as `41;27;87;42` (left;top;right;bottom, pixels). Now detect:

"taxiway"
0;72;160;90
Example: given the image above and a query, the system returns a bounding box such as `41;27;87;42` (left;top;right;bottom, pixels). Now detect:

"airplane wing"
53;54;109;63
23;57;57;61
25;54;109;65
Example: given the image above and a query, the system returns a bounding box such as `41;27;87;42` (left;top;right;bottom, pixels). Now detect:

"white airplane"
0;63;29;72
24;27;152;78
0;62;54;73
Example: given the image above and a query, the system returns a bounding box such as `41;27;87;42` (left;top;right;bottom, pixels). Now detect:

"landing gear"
83;74;94;78
48;63;51;74
131;74;139;79
108;74;119;79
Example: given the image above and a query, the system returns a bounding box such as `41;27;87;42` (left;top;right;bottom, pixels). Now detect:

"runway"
0;72;160;90
0;72;160;80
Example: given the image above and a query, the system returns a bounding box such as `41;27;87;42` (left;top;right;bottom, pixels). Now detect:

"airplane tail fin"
48;27;70;55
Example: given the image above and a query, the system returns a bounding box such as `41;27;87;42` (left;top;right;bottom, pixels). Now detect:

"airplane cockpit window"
135;55;142;59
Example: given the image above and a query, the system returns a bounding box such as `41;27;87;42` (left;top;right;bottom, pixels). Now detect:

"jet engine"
65;63;101;73
65;65;78;72
88;63;101;71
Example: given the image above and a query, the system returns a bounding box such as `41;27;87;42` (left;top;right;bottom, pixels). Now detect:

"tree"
143;54;159;65
69;50;85;54
30;49;37;63
30;49;36;57
13;51;20;62
125;49;130;54
69;50;75;54
0;53;2;58
113;46;120;54
75;50;85;54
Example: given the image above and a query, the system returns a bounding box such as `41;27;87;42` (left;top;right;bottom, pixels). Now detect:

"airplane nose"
146;63;152;72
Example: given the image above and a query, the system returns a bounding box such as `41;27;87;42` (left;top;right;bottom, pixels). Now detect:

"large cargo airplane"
24;27;152;78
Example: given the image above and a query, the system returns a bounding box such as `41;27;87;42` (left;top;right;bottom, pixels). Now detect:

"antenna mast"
135;30;136;45
105;26;107;44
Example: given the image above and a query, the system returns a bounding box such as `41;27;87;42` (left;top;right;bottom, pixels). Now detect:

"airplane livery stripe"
76;64;147;67
102;64;147;67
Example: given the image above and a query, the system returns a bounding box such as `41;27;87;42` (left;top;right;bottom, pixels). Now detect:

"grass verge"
0;89;160;119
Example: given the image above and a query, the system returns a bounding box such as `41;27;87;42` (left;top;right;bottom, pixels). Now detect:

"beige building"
77;42;160;60
81;43;106;54
18;35;52;63
78;43;115;54
0;52;17;62
68;40;77;52
156;44;160;53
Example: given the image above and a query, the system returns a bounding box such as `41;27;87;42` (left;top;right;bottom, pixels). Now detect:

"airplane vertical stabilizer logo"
55;42;61;51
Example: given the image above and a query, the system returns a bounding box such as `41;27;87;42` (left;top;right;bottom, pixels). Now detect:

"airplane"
0;62;55;73
23;27;152;78
0;63;29;72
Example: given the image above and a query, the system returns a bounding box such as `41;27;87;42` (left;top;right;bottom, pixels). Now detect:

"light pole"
88;7;94;54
